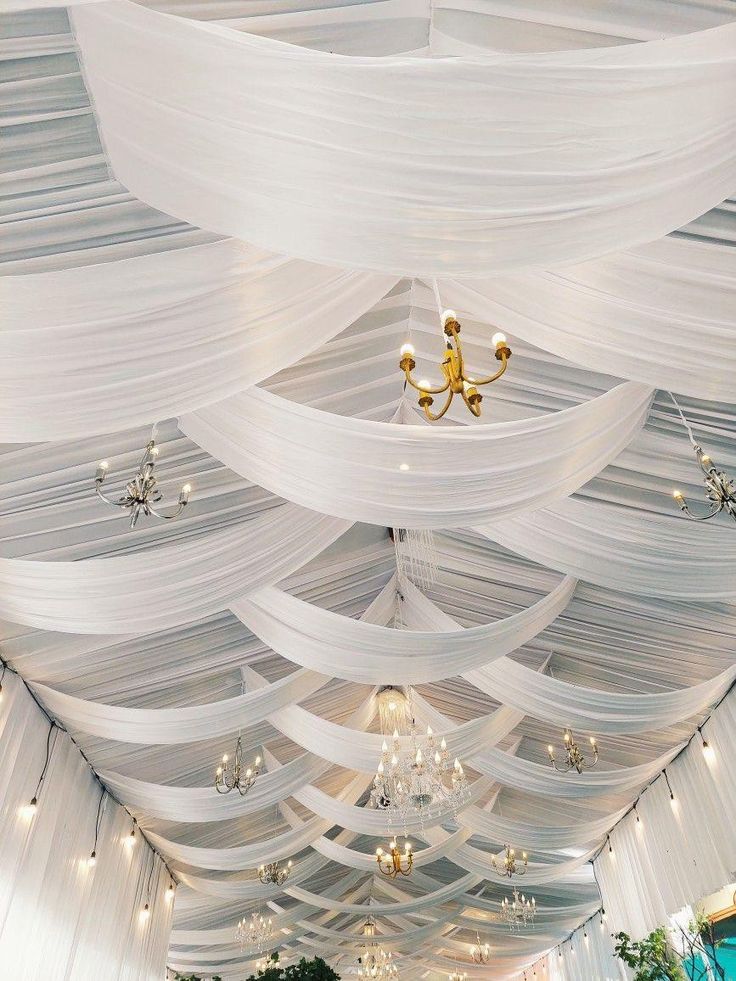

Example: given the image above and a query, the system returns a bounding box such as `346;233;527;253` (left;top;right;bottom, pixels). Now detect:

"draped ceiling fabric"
2;2;736;981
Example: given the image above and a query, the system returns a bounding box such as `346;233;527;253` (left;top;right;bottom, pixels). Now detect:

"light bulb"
151;446;159;456
139;903;150;923
181;484;191;494
98;461;109;471
673;489;683;500
165;884;175;902
417;379;430;391
398;462;410;472
21;797;37;820
255;755;262;766
703;742;716;763
442;309;456;324
400;343;415;357
491;332;507;347
547;745;554;755
87;850;97;868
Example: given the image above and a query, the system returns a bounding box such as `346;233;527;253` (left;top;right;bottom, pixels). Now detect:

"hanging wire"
0;658;7;700
667;392;698;447
90;787;106;860
33;722;56;802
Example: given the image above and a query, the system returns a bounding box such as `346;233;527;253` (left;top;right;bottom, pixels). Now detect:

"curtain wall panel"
595;686;736;939
0;672;172;981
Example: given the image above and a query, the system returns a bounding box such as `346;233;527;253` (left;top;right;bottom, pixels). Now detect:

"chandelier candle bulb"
399;307;511;419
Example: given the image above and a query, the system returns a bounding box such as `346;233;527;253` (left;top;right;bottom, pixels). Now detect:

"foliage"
246;953;340;981
613;928;687;981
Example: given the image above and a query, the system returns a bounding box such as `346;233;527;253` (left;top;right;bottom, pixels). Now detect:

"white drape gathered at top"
181;382;653;527
0;240;395;442
72;2;736;276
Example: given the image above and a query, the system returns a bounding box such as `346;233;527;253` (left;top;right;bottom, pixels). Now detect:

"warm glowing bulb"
376;848;383;856
673;489;683;500
287;860;293;868
702;455;711;464
442;310;456;324
589;737;596;746
400;343;415;357
398;462;410;472
703;742;716;763
139;903;150;923
87;851;97;868
222;754;228;763
547;745;554;754
417;379;430;391
491;332;507;347
21;797;38;820
99;460;109;470
405;841;412;851
165;885;175;902
255;755;262;766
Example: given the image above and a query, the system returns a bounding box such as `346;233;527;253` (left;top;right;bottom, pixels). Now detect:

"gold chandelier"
491;844;528;878
548;729;599;774
398;310;511;421
376;837;413;878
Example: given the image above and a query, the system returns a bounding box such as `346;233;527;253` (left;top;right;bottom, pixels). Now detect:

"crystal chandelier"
548;729;599;774
95;440;192;528
215;736;261;795
449;969;468;981
500;888;536;931
236;911;273;952
471;932;491;964
376;837;413;878
258;860;293;886
398;297;511;420
669;393;735;523
358;916;399;981
371;723;468;827
491;844;527;878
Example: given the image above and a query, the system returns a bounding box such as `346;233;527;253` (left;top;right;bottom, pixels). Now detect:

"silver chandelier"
258;861;293;886
236;911;273;952
95;440;191;528
500;888;536;931
215;736;261;796
669;393;735;523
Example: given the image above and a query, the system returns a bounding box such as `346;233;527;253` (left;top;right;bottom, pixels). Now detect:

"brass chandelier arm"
463;351;511;388
459;387;482;418
420;390;454;422
401;361;451;396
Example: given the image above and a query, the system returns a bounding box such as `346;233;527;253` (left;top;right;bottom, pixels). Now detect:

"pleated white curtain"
541;920;629;981
72;2;736;275
594;686;736;939
0;672;172;981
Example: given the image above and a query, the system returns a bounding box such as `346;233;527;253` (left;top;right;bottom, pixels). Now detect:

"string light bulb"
21;796;38;820
698;727;715;763
87;850;97;869
126;818;138;847
165;881;175;902
139;903;150;923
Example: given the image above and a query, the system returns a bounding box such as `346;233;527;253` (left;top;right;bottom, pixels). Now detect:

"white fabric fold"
1;240;395;441
0;504;350;633
479;496;736;600
233;574;576;684
181;382;653;527
72;2;736;275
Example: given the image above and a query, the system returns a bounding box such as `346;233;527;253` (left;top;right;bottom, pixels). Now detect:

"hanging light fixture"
94;439;192;528
398;292;511;421
258;860;293;886
448;968;468;981
370;717;468;827
236;911;273;952
548;729;599;773
491;844;528;878
376;837;413;878
358;915;399;981
21;722;55;820
668;393;735;523
471;931;491;964
500;888;536;931
215;737;261;796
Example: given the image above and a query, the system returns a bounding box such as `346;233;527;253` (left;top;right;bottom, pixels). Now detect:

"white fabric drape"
233;574;575;683
595;685;736;939
0;504;349;633
1;240;394;441
72;2;736;276
0;672;171;981
542;920;628;981
181;382;653;527
440;235;736;402
479;496;736;600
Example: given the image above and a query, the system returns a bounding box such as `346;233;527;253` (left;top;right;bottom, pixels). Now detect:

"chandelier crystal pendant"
95;440;192;528
376;837;413;878
215;735;261;796
548;729;599;774
471;932;491;964
449;969;468;981
491;844;528;878
236;911;273;952
370;722;469;828
258;860;293;886
398;308;511;421
500;888;536;931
